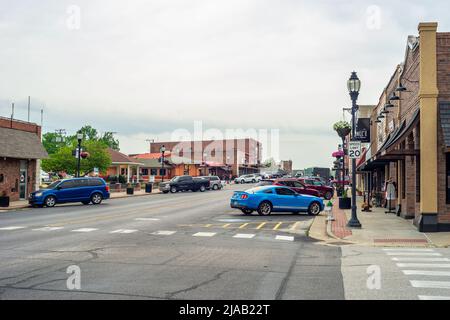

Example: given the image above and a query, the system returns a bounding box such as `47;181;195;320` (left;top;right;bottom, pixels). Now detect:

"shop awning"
384;109;420;153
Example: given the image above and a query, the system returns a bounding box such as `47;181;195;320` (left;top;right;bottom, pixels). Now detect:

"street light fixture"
396;83;407;92
76;133;83;178
160;145;166;182
346;71;362;228
390;92;400;101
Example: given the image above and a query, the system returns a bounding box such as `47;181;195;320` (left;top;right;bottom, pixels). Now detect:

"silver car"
198;176;223;190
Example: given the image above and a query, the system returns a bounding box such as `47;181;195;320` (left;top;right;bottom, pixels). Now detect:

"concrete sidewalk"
309;197;450;248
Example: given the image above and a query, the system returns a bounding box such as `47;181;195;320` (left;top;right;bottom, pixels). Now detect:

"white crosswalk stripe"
402;270;450;276
275;235;294;241
397;263;450;268
110;229;138;234
383;248;435;252
193;232;216;237
71;228;98;233
392;257;450;262
135;218;160;221
32;227;64;232
410;280;450;289
233;234;255;239
419;295;450;300
152;230;176;236
0;226;26;230
386;252;441;256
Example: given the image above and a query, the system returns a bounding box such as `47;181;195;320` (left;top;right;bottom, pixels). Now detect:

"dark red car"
257;179;320;197
298;178;334;200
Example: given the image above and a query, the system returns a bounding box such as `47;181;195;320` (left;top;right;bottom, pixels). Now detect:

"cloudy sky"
1;0;449;169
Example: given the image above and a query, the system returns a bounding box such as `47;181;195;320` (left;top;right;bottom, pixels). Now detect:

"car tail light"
105;185;110;192
240;194;248;199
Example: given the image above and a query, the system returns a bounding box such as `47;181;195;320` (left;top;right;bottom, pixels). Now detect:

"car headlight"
35;192;43;197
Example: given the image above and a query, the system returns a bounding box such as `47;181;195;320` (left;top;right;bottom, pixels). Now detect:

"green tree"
42;132;65;155
99;132;120;151
42;140;111;176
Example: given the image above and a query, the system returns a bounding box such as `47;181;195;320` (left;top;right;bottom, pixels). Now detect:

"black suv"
159;176;210;193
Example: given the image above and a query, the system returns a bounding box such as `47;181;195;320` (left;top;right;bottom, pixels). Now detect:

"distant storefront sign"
355;118;371;143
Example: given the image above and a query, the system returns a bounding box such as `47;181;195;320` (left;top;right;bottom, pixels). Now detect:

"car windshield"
45;180;61;189
246;187;269;193
170;177;179;182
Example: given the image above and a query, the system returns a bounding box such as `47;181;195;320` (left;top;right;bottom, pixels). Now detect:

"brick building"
150;138;262;177
357;22;450;232
0;117;48;201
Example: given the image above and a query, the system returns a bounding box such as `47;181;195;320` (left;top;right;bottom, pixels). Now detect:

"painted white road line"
110;229;138;234
383;248;435;252
403;270;450;277
71;228;98;233
32;227;64;232
397;263;450;268
193;232;217;237
387;252;441;256
152;230;176;236
135;218;160;221
233;234;256;239
275;235;294;241
419;295;450;300
410;280;450;289
392;257;450;262
0;226;26;231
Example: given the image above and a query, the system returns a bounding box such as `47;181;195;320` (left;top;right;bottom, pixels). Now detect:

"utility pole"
28;96;31;122
10;103;14;128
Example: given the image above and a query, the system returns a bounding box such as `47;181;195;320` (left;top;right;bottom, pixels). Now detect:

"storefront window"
160;169;166;176
150;169;157;176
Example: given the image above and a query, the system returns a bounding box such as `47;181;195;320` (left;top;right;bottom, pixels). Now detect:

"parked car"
29;177;110;207
198;176;223;190
159;175;209;193
40;170;51;184
230;186;324;216
234;174;262;184
272;179;321;197
298;178;334;200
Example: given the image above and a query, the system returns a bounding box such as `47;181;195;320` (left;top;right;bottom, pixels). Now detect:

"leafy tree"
99;132;120;151
42;140;111;176
42;132;66;155
76;125;98;141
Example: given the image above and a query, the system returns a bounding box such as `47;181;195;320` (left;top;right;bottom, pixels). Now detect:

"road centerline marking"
273;222;282;230
239;223;249;229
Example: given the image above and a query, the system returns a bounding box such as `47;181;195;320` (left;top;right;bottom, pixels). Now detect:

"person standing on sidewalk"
384;178;397;210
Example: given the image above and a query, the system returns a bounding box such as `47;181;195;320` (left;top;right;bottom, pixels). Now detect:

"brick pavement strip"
331;203;352;239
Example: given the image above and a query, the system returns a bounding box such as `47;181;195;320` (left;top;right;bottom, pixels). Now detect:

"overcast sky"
1;0;449;169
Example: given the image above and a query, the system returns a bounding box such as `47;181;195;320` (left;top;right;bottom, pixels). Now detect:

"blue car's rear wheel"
257;201;272;216
91;193;103;205
308;202;321;216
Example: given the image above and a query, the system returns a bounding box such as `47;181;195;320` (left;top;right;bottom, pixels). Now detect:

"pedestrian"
384;177;397;211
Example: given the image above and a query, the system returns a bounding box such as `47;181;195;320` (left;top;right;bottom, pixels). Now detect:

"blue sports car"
230;185;324;216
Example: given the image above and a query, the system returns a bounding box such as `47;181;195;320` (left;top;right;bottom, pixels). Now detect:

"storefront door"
19;160;28;200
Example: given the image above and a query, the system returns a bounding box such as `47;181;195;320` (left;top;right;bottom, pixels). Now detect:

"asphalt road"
0;183;345;300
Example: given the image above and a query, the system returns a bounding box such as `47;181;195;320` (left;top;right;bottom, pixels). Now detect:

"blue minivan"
29;177;110;207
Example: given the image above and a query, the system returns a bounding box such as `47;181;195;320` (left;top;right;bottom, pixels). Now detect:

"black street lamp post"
76;133;83;178
160;145;166;182
347;71;362;228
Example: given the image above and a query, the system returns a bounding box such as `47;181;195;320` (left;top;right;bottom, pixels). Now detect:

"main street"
0;184;344;300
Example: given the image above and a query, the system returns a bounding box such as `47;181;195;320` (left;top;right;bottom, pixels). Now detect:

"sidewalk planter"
0;196;10;207
338;197;351;210
126;187;134;195
145;183;153;193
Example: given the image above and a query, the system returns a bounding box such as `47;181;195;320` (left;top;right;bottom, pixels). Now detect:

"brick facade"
0;117;43;202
